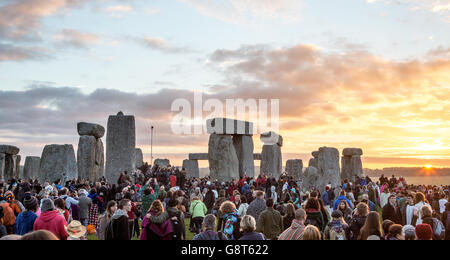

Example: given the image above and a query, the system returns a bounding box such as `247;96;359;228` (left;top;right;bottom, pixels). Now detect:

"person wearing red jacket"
170;173;177;188
33;199;68;240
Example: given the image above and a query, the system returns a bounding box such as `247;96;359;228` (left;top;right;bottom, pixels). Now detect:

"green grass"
87;218;197;240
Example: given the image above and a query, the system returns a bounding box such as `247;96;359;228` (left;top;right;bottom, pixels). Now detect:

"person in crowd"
333;191;354;210
54;198;70;223
282;203;296;231
386;224;404;240
414;192;430;225
442;202;450;240
415;223;433;240
66;220;87;240
141;200;172;240
78;189;92;227
14;195;38;235
349;202;369;240
193;214;227;240
189;196;207;234
247;190;266;222
220;200;242;240
213;190;227;231
105;199;131;240
304;197;325;232
256;198;282;240
33;198;68;240
0;206;8;238
324;210;350;240
239;215;265;240
402;225;416;240
358;211;383;240
279;208;307;240
21;230;59;240
302;225;321;240
337;200;352;225
98;201;117;240
382;194;402;224
238;196;249;217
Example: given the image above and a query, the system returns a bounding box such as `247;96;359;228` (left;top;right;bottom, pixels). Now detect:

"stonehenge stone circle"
341;148;363;182
182;159;199;178
260;131;283;146
39;144;77;184
94;139;105;179
302;166;320;192
135;148;144;168
233;135;255;178
0;145;21;181
105;112;136;184
286;159;303;179
23;156;41;180
207;118;254;135
77;122;105;139
208;134;239;182
317;146;341;191
154;159;170;167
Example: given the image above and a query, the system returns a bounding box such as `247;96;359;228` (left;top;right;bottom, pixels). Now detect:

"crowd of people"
0;162;449;241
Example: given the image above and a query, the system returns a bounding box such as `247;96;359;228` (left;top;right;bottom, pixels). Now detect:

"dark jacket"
105;210;130;240
283;214;295;231
349;215;367;240
247;198;266;222
204;191;215;211
256;207;283;239
305;209;325;231
382;204;402;224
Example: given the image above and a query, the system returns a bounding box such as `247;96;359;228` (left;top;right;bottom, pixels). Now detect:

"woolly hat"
415;224;433;240
4;191;14;202
23;195;38;210
41;198;55;212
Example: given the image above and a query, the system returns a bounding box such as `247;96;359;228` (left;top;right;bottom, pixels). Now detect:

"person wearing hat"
324;210;350;240
33;198;68;240
14;195;38;235
66;220;87;240
0;195;16;234
415;223;433;240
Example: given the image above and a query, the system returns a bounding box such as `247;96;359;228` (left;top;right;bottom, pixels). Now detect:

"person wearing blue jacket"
14;195;38;235
333;191;354;210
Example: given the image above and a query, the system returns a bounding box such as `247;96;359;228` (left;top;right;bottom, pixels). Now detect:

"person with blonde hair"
239;215;266;240
302;225;321;240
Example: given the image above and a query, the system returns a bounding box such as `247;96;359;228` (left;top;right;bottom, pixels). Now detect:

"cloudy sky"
1;0;450;169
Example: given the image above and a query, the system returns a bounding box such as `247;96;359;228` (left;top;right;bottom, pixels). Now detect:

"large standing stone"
77;122;105;139
77;135;96;181
23;156;41;180
4;155;19;180
182;159;199;178
341;155;352;181
94;138;105;180
317;147;341;191
301;166;320;192
342;148;363;157
188;153;209;160
233;135;255;178
341;148;363;182
0;153;5;182
135;148;144;168
286;159;303;180
15;155;21;179
350;155;363;181
260;144;282;179
105;112;136;184
208;134;239;182
154;159;170;167
39;144;78;184
0;145;20;155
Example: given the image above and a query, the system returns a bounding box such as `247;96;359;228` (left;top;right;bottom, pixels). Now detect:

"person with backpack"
324;210;350;240
167;198;185;240
193;214;227;240
221;200;242;240
33;199;68;240
349;202;369;240
256;198;282;240
421;204;445;240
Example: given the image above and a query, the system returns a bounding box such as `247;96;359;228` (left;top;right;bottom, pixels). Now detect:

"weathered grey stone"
341;155;352;182
77;135;96;181
233;135;255;178
260;131;283;146
342;148;363;156
301;166;320;192
4;154;20;180
0;145;20;155
0;153;5;182
15;155;21;179
350;155;363;180
253;154;262;160
286;159;303;180
135;148;144;168
94;138;104;180
77;122;105;138
23;156;40;180
317;147;341;191
308;158;318;168
39;144;77;184
182;159;199;178
312;151;319;158
154;159;170;167
260;144;282;179
208;134;239;182
105;112;136;184
206;118;253;135
188;153;208;160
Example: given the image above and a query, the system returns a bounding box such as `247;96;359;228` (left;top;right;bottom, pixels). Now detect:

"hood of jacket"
38;210;61;223
112;209;128;220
